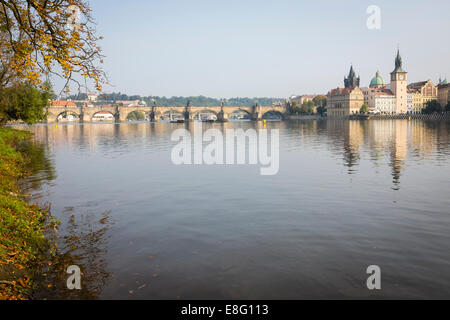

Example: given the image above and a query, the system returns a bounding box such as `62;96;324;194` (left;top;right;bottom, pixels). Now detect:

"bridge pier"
118;112;128;122
184;111;191;121
150;112;161;122
252;112;262;121
217;111;228;122
45;109;57;123
81;112;92;123
252;104;263;121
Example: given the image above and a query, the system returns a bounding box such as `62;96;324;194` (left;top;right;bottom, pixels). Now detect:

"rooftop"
370;71;386;87
51;100;77;107
329;87;358;96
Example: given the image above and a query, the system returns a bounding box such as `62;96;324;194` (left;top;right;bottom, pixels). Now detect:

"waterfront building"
327;85;364;117
407;80;438;108
437;82;450;108
362;87;396;114
438;77;448;86
407;90;414;113
87;93;98;102
327;50;408;117
51;100;77;107
407;88;424;114
116;100;141;107
290;94;319;106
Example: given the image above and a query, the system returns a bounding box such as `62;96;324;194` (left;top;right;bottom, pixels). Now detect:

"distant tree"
317;106;327;116
446;103;450;112
360;104;369;114
77;94;284;107
68;92;88;100
127;111;145;121
0;83;52;126
290;101;301;114
299;101;315;114
422;100;443;114
313;95;327;108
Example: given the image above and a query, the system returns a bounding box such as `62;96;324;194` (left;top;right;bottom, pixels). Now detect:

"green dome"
370;71;385;88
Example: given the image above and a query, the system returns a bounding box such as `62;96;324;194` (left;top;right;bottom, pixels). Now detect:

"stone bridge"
45;104;289;123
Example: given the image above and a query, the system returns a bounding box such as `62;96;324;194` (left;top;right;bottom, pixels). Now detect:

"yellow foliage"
0;0;106;92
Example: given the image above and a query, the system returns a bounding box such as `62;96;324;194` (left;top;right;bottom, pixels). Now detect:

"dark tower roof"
392;49;406;74
344;65;360;88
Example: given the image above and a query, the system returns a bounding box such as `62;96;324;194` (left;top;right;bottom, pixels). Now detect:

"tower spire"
392;47;406;74
344;65;360;88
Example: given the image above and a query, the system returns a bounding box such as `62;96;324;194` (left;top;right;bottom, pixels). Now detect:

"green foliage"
0;128;51;299
446;103;450;112
360;104;369;114
291;100;316;115
317;106;327;116
290;101;300;114
0;83;53;125
302;101;315;114
127;111;146;121
422;100;444;114
313;95;327;107
70;92;284;107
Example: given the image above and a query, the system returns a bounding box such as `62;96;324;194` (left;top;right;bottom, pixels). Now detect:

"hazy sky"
58;0;450;98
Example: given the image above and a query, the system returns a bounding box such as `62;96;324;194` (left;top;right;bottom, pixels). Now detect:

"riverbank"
287;115;323;120
326;112;450;121
0;128;52;300
369;112;450;120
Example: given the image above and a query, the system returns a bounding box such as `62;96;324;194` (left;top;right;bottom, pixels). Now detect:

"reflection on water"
15;119;450;299
35;208;113;300
16;138;113;300
18;140;57;194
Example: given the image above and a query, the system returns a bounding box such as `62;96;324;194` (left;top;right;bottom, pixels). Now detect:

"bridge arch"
92;111;116;122
262;110;284;121
161;109;185;121
228;109;252;121
56;111;81;122
192;109;218;121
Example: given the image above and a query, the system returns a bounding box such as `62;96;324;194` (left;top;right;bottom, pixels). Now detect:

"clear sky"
59;0;450;98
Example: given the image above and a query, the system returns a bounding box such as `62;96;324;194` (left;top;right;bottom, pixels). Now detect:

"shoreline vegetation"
0;128;55;300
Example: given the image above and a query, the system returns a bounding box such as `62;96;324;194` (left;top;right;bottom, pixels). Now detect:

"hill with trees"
68;93;285;107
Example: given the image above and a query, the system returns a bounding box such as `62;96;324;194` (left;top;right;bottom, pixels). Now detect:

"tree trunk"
0;118;8;127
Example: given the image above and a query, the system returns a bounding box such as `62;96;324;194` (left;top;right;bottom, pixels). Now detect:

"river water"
15;119;450;299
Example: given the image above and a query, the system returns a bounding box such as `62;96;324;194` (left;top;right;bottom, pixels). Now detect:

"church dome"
370;71;386;88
